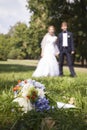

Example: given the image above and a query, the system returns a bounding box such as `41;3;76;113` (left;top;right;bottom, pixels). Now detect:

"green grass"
0;59;87;130
0;60;36;90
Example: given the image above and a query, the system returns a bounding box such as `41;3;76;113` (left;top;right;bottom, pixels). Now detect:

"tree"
27;0;76;59
26;0;51;59
27;0;87;65
0;34;10;60
8;22;29;59
71;0;87;66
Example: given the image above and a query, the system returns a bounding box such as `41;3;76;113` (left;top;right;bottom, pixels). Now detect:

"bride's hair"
48;25;55;31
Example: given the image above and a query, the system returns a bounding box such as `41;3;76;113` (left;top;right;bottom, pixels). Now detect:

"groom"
57;22;76;77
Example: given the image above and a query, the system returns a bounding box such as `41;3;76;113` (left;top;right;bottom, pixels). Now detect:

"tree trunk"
81;56;84;66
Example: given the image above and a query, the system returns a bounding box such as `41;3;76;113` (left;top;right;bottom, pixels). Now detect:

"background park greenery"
0;0;87;130
0;0;87;66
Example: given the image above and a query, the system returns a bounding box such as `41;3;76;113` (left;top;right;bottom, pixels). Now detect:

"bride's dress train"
32;33;59;77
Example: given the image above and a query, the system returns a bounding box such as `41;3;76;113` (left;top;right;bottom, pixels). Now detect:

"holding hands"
71;51;75;54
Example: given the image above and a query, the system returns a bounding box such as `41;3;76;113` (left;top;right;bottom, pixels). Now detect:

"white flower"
13;97;33;113
21;85;34;97
36;88;45;98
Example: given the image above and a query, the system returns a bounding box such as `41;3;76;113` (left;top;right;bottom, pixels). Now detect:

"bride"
32;26;59;77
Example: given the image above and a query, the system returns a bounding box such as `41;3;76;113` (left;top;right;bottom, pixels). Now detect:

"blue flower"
34;81;45;90
35;97;50;111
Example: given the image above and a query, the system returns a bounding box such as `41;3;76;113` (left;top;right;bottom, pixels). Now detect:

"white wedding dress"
32;33;59;77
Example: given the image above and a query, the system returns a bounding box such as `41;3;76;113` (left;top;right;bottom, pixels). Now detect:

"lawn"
0;59;87;130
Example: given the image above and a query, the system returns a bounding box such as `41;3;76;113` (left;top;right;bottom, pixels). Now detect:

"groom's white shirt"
62;33;68;47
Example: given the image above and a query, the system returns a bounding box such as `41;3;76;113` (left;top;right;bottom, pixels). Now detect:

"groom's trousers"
59;47;76;76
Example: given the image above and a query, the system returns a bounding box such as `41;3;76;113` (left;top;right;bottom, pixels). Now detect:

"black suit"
57;31;76;76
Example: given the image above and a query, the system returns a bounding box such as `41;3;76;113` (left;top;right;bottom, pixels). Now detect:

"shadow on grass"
0;64;36;90
0;79;22;91
0;64;36;73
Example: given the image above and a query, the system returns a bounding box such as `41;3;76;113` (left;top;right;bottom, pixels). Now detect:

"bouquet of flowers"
13;79;50;113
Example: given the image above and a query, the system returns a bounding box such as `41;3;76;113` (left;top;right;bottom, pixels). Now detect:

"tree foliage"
0;34;10;60
8;22;29;59
27;0;87;65
0;0;87;65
